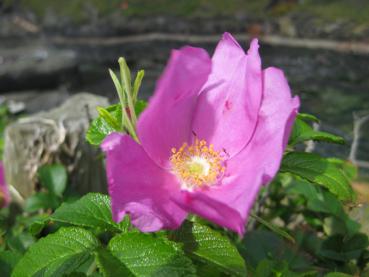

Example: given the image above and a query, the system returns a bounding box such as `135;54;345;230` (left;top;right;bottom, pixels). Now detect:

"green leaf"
51;193;120;232
319;233;369;262
170;221;246;276
95;248;133;277
109;232;196;277
289;117;344;146
12;227;99;277
135;100;147;117
281;152;355;201
297;113;319;123
96;107;121;131
0;250;22;276
328;158;358;181
239;230;310;271
250;213;295;243
38;164;67;197
86;100;147;146
25;192;60;212
86;104;122;146
28;214;50;236
254;259;274;277
6;232;35;254
287;180;360;237
287;180;344;216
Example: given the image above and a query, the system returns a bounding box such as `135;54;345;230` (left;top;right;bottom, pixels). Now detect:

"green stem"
119;57;137;126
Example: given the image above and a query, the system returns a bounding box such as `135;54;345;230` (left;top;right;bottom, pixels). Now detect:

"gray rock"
0;42;77;92
2;89;70;114
4;93;109;199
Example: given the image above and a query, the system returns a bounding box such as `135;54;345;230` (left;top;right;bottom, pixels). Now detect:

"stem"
119;57;137;125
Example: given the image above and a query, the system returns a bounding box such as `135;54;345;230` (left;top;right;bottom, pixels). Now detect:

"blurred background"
0;0;368;181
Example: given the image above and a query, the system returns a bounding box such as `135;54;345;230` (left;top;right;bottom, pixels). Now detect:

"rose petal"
178;67;299;235
101;133;187;232
137;47;211;168
192;33;262;157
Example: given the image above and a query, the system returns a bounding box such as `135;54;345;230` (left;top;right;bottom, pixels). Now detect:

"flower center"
170;139;225;190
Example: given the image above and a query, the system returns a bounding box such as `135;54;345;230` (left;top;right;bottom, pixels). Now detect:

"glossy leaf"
95;248;133;277
86;100;147;146
97;106;121;131
281;152;354;201
51;193;121;232
86;104;122;146
12;227;99;277
289;117;344;146
109;232;196;277
171;221;246;276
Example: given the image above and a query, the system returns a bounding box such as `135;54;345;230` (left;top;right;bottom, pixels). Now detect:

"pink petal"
178;67;299;235
192;33;262;158
137;47;211;168
101;133;187;232
0;162;10;208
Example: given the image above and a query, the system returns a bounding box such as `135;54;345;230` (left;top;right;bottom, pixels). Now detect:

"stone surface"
2;89;70;114
3;93;109;198
0;42;78;92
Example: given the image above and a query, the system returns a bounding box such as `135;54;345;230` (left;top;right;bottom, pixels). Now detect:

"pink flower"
0;162;10;208
102;33;299;235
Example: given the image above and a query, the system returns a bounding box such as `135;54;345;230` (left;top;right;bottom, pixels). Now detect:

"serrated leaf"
97;107;121;131
281;152;354;201
86;104;122;146
287;180;345;216
86;100;147;146
109;232;196;277
328;158;358;181
51;193;120;232
38;164;67;197
95;248;133;277
289;117;344;146
12;227;99;277
170;221;246;276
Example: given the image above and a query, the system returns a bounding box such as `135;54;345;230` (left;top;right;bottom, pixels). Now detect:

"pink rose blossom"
102;32;299;235
0;162;10;208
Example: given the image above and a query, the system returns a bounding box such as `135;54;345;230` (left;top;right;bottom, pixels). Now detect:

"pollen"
170;139;225;190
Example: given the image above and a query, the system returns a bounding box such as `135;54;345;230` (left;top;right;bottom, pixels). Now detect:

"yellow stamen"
170;138;225;190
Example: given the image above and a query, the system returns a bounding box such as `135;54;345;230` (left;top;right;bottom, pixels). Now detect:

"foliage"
0;59;366;276
5;0;369;23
